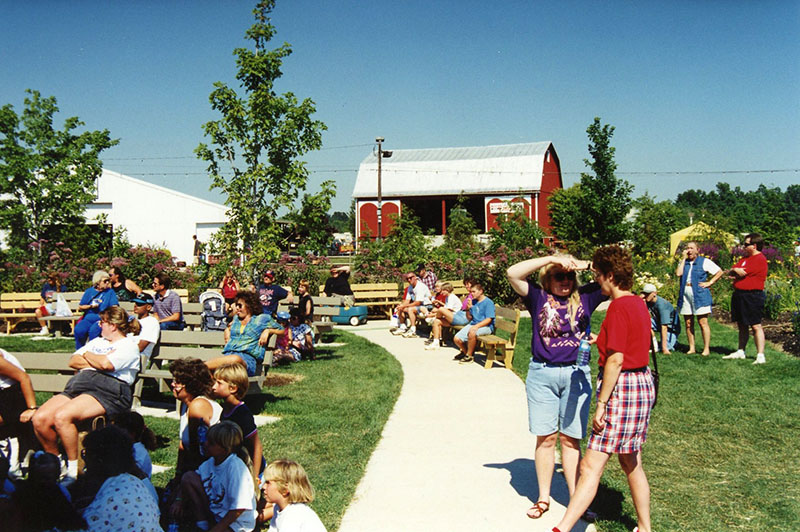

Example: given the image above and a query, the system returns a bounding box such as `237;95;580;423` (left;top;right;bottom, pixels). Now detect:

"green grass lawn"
1;330;403;532
512;315;800;531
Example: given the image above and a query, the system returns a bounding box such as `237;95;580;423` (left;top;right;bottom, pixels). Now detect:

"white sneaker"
391;326;407;336
753;353;766;365
722;350;746;360
424;342;439;350
402;329;417;338
38;326;49;335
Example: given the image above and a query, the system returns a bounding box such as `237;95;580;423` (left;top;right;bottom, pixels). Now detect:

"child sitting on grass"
175;421;256;532
212;363;264;480
288;308;314;361
262;459;326;532
112;411;157;478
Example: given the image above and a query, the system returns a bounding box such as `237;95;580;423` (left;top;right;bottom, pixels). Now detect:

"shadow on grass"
594;480;638;530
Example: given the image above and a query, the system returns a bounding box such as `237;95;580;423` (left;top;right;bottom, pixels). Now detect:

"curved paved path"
338;322;594;532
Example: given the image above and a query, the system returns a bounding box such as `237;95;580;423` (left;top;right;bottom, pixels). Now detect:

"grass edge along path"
1;330;403;532
511;315;800;532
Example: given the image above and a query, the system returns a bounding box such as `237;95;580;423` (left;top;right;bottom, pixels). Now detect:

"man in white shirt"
130;293;160;360
391;273;432;338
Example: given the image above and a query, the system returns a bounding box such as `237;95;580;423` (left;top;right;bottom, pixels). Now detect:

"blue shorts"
451;310;469;326
454;325;493;343
526;360;592;440
227;352;258;376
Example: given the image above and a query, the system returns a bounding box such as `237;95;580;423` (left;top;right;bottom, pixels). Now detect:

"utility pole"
376;137;384;240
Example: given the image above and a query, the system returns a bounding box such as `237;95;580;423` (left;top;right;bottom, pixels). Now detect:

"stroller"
199;291;227;332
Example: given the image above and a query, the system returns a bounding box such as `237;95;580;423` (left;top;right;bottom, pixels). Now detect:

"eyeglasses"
553;272;576;282
235;302;245;308
744;242;754;247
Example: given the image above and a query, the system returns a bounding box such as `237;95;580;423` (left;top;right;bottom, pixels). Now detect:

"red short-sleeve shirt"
597;295;651;369
732;253;768;291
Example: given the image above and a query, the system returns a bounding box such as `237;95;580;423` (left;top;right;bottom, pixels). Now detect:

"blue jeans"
74;313;101;349
159;320;185;331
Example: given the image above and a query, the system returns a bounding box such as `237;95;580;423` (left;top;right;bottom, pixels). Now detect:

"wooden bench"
450;305;521;370
133;329;275;408
0;292;43;334
282;295;343;338
323;283;400;318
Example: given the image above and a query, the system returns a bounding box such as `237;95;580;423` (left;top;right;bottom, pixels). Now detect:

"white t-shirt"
411;282;432;306
75;336;140;385
685;257;721;282
0;349;24;389
179;396;222;448
198;454;256;532
444;293;462;312
269;502;327;532
134;315;160;359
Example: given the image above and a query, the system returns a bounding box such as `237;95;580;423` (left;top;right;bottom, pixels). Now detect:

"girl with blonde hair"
263;459;326;531
507;254;606;521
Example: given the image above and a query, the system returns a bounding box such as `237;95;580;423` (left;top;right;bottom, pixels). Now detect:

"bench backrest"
493;306;521;348
13;352;79;393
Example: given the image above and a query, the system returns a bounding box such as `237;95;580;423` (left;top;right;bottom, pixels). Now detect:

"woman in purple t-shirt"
507;255;606;521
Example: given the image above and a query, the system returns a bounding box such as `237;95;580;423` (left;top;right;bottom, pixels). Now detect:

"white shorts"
680;285;711;316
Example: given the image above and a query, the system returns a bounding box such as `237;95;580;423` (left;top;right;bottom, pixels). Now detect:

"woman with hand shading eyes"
507;254;606;521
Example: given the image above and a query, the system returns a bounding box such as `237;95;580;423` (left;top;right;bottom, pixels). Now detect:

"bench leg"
484;344;497;369
503;346;514;369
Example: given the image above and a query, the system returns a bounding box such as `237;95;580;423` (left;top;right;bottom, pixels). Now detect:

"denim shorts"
526;360;592;439
451;310;469;326
454;325;493;343
226;351;258;376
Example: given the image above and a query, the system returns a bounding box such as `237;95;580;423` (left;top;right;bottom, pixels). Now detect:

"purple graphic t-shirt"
525;281;607;364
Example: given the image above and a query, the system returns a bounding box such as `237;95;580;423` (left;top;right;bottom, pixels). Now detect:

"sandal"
526;500;550;519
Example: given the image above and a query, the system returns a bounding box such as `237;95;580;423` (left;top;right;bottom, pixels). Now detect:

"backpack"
199;291;227;332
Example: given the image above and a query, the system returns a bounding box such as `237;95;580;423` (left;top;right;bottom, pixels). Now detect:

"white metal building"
85;169;228;264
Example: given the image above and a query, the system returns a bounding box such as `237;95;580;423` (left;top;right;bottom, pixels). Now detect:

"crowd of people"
0;233;772;531
0;265;335;531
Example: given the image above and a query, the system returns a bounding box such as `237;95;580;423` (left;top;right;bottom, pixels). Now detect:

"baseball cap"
276;311;290;321
641;283;657;295
263;270;275;280
131;293;155;305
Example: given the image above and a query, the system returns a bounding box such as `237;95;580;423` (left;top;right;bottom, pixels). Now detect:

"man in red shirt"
723;233;769;364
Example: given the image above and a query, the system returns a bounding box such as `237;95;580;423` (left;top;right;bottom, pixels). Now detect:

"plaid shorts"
588;368;655;454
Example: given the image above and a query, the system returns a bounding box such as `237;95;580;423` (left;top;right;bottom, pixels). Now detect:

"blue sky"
1;0;798;214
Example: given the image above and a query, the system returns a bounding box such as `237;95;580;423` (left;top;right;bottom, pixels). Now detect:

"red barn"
352;141;562;241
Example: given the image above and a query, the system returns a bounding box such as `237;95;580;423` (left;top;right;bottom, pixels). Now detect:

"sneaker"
424;342;439;351
459;355;474;364
402;329;417;338
753;353;766;365
453;353;466;361
722;350;746;360
38;326;49;335
391;326;408;336
423;338;434;346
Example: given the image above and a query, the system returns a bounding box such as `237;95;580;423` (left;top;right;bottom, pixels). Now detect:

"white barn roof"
352;141;554;198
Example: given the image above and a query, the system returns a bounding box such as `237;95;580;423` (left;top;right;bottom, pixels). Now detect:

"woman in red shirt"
553;245;655;532
723;233;769;364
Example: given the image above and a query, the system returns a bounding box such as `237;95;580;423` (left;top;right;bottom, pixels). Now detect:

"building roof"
352;141;555;198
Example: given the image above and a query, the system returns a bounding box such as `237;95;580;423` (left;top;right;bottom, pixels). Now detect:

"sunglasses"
553;271;576;282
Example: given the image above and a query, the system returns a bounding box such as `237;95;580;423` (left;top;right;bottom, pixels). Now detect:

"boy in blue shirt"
454;282;495;364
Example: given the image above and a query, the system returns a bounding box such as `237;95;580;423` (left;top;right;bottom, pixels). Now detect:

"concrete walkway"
338;321;594;532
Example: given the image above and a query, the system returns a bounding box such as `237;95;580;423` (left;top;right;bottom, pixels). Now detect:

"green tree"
195;0;326;277
290;180;336;256
329;210;351;233
630;194;689;256
0;90;118;262
550;117;632;255
443;196;480;252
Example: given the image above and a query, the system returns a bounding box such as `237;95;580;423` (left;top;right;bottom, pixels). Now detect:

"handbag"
54;293;73;317
650;336;660;409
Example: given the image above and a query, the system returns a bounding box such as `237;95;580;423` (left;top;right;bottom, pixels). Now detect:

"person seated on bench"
257;270;293;317
32;306;141;485
424;282;466;350
0;349;38;471
74;271;119;349
152;273;185;331
130;293;160;361
391;272;432;338
35;271;68;336
640;283;679;355
296;280;314;324
206;291;282;377
453;281;495;364
322;265;354;307
108;266;142;302
169;358;222;476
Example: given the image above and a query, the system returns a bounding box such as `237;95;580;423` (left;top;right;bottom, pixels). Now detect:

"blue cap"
276;311;290;321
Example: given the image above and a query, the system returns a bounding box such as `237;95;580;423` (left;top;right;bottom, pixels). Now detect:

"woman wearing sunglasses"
32;306;140;485
507;254;606;521
206;291;282;376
